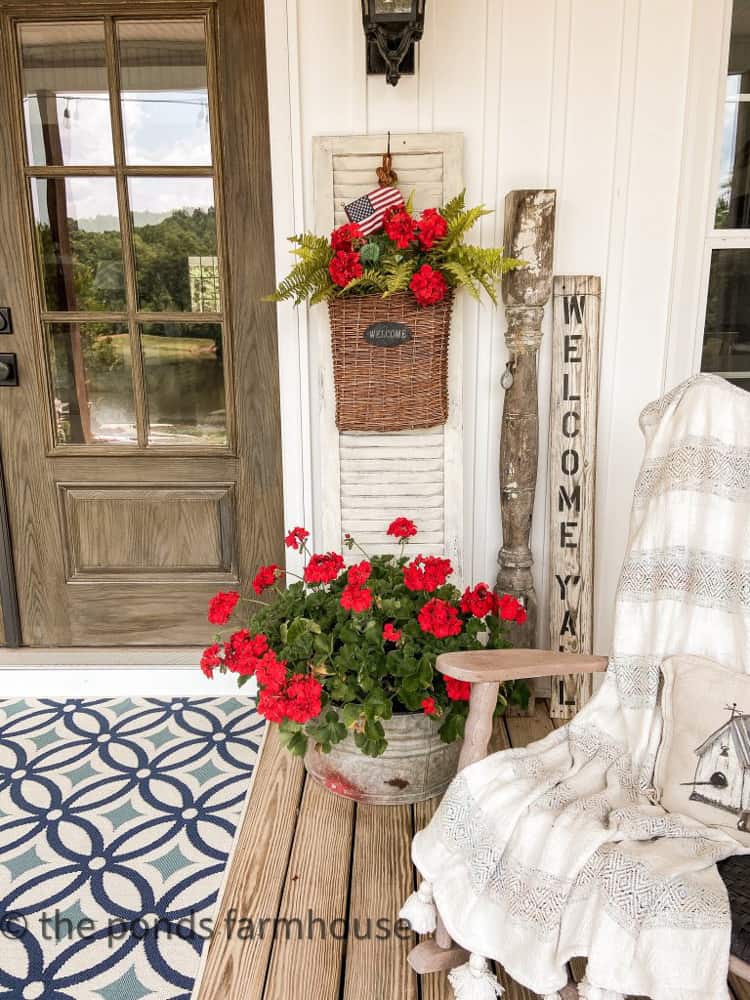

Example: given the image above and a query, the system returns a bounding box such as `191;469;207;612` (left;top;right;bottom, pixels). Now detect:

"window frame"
699;0;750;389
7;9;234;454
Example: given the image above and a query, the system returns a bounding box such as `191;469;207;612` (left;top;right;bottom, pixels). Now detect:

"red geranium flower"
255;650;287;693
224;630;269;676
200;643;222;679
421;696;438;716
418;598;462;639
207;590;239;625
444;676;471;701
416;208;448;250
284;674;323;724
329;250;363;287
330;222;363;252
403;555;453;593
461;583;496;619
410;264;448;307
252;564;280;596
386;517;417;540
257;687;288;724
497;593;527;624
285;526;309;551
304;552;345;584
382;622;402;643
340;584;373;613
347;561;372;587
383;206;416;249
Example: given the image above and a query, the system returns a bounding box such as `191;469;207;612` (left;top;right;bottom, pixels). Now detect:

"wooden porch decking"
198;702;750;1000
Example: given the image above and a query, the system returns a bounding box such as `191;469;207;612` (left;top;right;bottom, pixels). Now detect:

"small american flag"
344;185;404;236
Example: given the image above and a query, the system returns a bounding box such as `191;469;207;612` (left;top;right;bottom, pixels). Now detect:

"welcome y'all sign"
548;276;601;719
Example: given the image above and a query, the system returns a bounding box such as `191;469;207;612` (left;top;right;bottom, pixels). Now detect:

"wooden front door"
0;0;283;646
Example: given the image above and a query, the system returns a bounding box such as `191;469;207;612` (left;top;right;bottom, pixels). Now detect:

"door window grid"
16;15;230;447
701;0;750;392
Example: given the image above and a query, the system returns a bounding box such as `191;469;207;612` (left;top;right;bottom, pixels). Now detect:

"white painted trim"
0;668;255;698
264;0;313;579
0;647;204;666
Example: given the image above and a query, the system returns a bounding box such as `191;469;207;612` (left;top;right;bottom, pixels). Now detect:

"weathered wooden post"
496;190;556;647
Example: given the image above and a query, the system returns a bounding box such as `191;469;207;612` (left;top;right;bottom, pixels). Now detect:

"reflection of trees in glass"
134;207;217;312
36;206;217;314
36;222;124;312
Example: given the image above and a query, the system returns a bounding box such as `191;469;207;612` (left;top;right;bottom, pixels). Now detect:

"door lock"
0;354;18;386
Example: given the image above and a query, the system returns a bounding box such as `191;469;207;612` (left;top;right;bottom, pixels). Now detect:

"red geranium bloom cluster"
409;264;448;307
304;551;345;584
445;676;471;701
418;598;462;639
497;593;527;624
416;208;448;249
200;643;222;679
460;582;497;619
340;560;372;613
382;622;402;643
252;564;280;596
421;696;438;716
285;526;309;551
224;629;270;675
207;590;239;625
383;206;416;249
330;222;363;252
403;554;453;593
258;673;323;725
386;516;417;540
329;250;363;288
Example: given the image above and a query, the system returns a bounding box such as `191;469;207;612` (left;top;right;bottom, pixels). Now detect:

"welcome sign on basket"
548;275;601;719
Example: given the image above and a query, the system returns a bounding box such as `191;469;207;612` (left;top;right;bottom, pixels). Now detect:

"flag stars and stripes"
344;186;405;236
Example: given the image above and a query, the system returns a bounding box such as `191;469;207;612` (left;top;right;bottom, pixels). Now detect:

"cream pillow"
655;654;750;848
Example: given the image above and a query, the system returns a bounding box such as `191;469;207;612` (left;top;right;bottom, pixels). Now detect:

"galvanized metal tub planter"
304;711;461;805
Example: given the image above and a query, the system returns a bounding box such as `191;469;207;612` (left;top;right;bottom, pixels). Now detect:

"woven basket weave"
327;290;454;432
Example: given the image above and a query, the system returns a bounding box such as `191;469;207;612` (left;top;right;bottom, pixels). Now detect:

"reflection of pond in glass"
141;325;226;445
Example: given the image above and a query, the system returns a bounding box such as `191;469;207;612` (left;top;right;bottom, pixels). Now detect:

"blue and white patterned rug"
0;697;263;1000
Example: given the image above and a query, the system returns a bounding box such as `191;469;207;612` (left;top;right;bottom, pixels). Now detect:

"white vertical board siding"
312;134;464;572
265;0;726;654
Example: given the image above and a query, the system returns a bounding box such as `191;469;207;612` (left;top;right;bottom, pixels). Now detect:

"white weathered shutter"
312;133;464;576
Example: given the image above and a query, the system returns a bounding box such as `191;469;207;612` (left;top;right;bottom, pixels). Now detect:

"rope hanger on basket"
376;131;399;186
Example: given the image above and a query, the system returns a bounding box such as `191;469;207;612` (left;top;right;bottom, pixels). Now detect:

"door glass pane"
48;322;137;444
117;20;211;166
701;248;750;384
141;322;226;445
729;0;750;90
20;22;114;166
715;100;750;227
31;177;125;311
129;177;218;312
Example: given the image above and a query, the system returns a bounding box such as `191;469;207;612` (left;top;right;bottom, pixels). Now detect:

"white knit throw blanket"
410;375;750;1000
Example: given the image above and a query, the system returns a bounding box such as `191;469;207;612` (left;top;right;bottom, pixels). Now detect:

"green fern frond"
440;190;467;224
442;260;480;300
381;259;414;297
444;205;492;247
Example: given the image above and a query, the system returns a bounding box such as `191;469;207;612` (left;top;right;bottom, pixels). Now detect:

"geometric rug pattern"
0;697;263;999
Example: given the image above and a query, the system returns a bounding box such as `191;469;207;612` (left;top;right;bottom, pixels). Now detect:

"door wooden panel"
58;484;235;578
0;0;283;646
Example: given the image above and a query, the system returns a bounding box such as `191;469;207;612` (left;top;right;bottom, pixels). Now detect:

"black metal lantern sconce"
361;0;426;87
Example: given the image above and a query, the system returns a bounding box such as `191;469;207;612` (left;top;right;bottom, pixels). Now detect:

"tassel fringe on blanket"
448;955;504;999
398;880;437;934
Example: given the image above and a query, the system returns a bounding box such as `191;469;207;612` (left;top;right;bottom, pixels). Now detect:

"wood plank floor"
198;703;747;1000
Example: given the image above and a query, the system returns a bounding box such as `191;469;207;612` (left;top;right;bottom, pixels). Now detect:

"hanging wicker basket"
327;290;454;433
